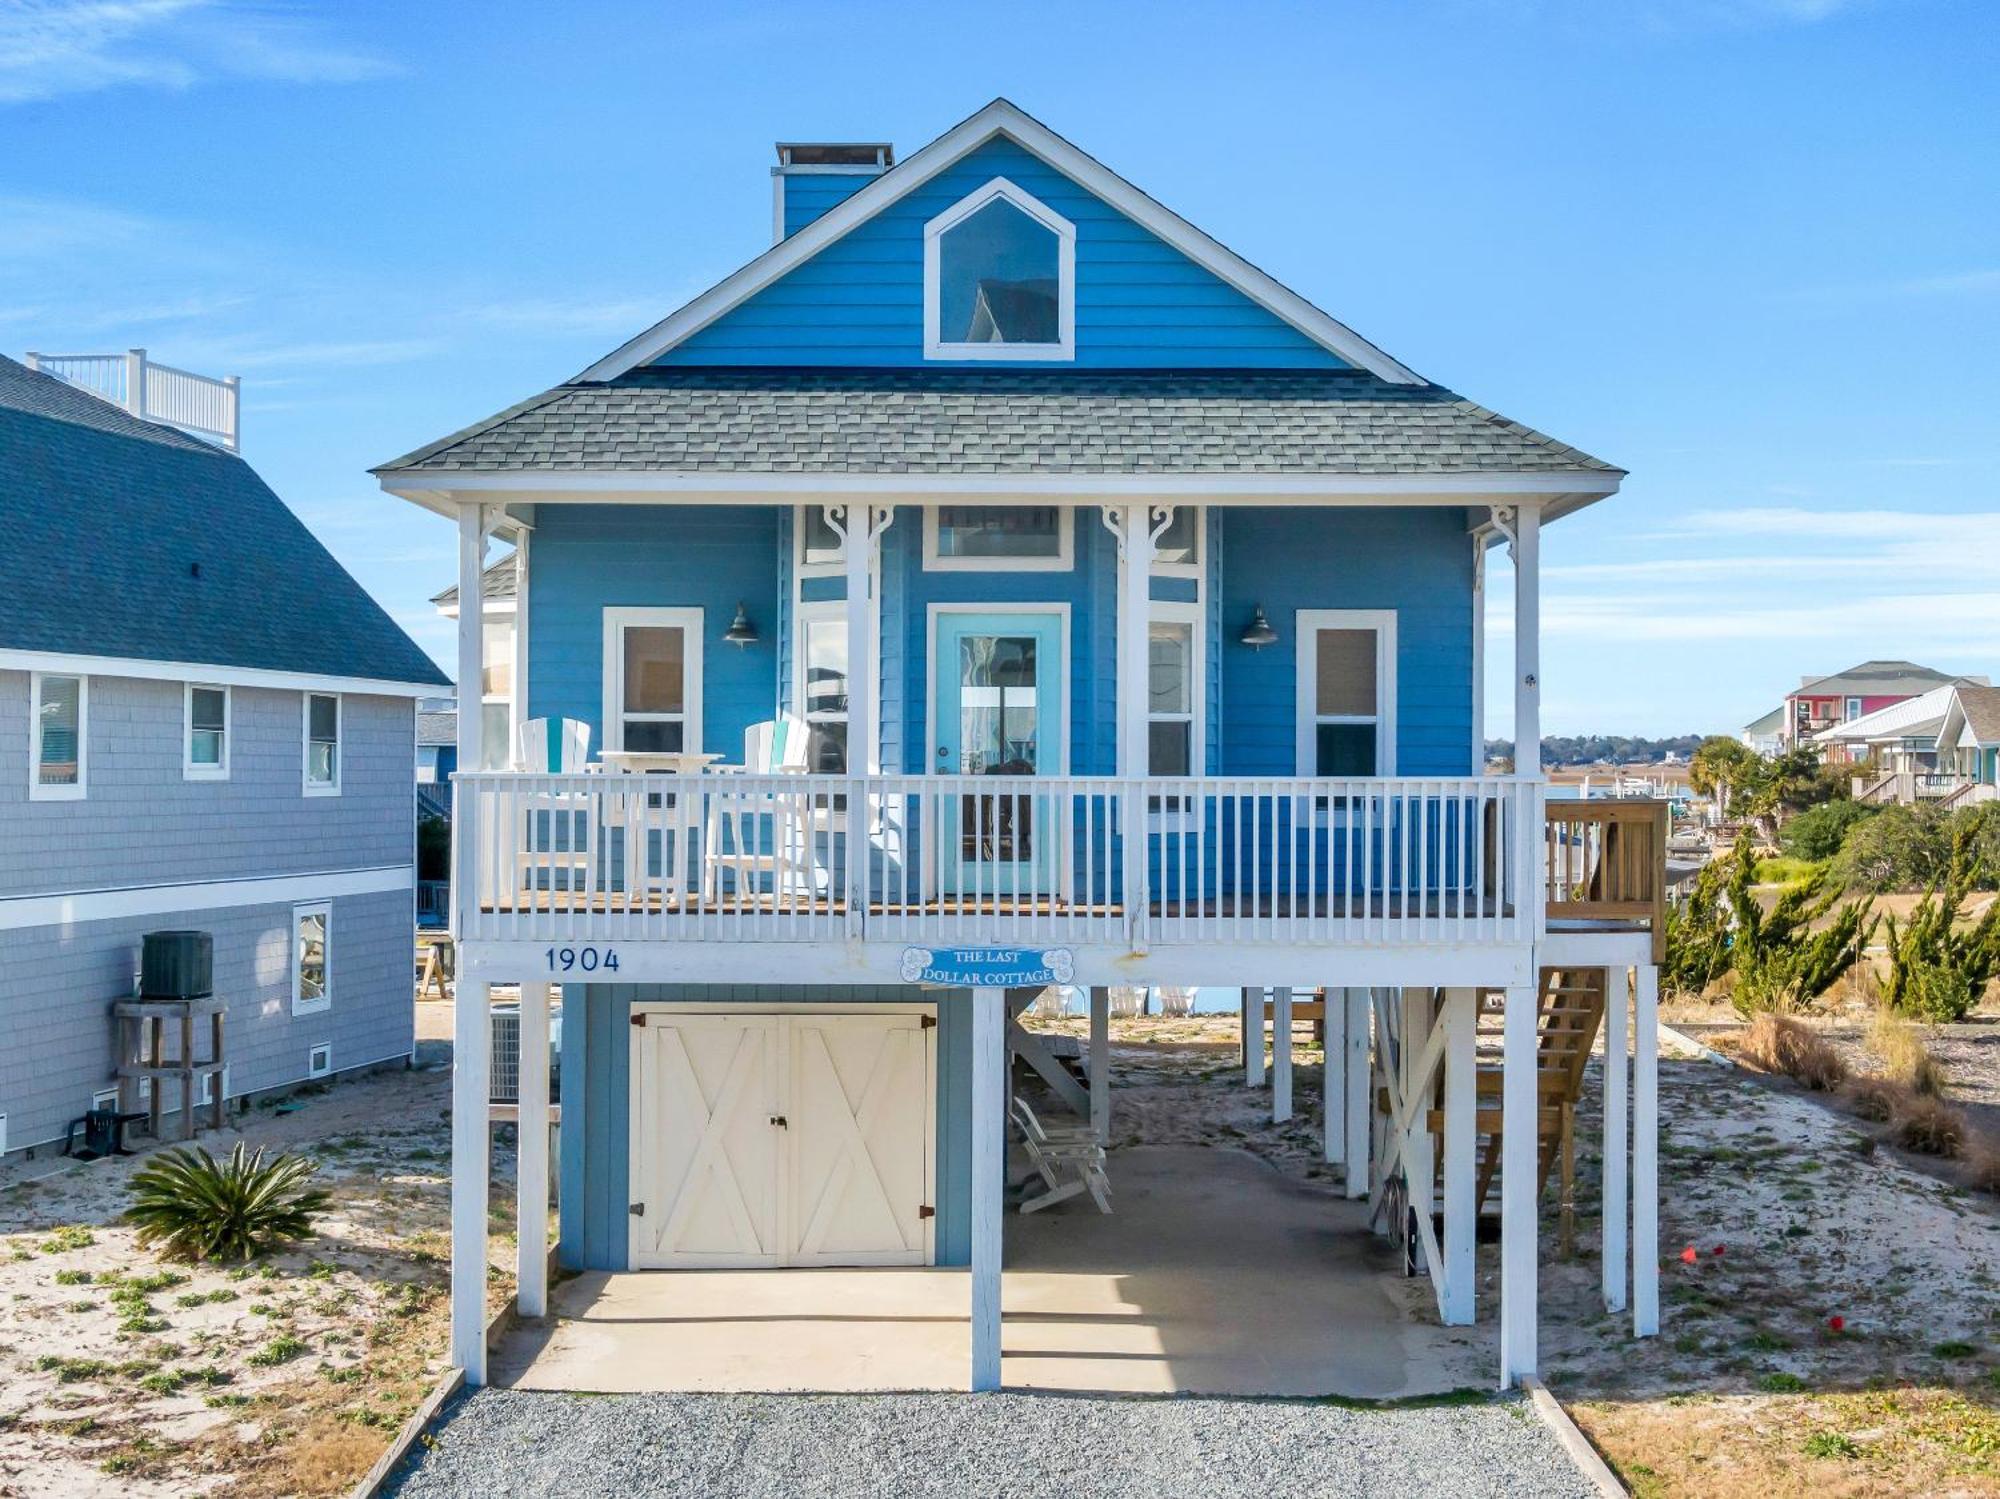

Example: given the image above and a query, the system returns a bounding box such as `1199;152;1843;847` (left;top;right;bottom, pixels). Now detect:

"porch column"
1271;986;1293;1123
1401;988;1435;1270
509;526;530;765
449;977;491;1382
456;505;489;787
1602;967;1630;1314
1511;504;1541;775
1343;989;1371;1198
1499;978;1539;1387
1104;505;1162;947
971;985;1005;1392
1439;987;1477;1326
516;980;551;1319
1089;986;1110;1145
1633;963;1660;1337
837;506;891;933
1241;988;1265;1087
1322;988;1345;1167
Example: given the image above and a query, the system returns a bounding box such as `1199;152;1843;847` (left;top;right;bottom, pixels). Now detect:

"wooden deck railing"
1543;799;1669;960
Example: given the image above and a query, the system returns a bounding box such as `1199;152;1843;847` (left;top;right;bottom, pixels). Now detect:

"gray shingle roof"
430;554;518;610
1955;685;2000;747
1793;661;1970;699
376;368;1619;478
417;709;458;746
0;357;449;688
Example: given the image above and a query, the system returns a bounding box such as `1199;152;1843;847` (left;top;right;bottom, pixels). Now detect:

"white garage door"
630;1008;935;1270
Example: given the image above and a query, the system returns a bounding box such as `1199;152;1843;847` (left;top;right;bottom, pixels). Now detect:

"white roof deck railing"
25;348;240;453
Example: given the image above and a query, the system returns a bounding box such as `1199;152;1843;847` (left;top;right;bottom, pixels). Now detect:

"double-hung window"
1296;611;1396;778
291;902;330;1016
603;607;703;755
29;672;86;800
185;684;229;780
303;693;341;795
795;603;850;773
1147;606;1202;817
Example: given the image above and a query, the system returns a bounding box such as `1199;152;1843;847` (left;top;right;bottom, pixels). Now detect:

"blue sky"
3;0;1994;738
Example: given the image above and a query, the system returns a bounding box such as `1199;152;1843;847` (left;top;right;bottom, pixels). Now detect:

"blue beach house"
375;100;1667;1394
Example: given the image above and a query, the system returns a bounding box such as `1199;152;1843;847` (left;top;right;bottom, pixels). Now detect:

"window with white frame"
1845;696;1863;721
303;693;341;795
30;672;86;799
184;684;229;780
796;603;850;773
924;179;1075;360
1151;507;1201;576
602;607;703;754
1296;611;1396;777
292;902;330;1015
797;505;845;575
1147;609;1201;777
924;505;1072;570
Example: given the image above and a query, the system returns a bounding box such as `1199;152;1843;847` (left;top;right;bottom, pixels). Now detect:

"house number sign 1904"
545;945;620;974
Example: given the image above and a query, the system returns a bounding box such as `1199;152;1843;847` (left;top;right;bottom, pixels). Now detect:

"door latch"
769;1115;789;1129
629;1202;645;1217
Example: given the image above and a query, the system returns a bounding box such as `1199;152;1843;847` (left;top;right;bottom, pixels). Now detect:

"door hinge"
769;1115;789;1129
630;1012;647;1027
918;1204;935;1219
920;1014;938;1030
629;1202;645;1217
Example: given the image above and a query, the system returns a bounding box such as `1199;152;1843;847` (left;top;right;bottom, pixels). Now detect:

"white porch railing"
455;772;1541;950
25;349;240;452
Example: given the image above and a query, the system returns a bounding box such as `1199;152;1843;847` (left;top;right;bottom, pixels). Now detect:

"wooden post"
1271;986;1293;1123
1322;987;1345;1167
971;986;1004;1392
210;1010;226;1130
1242;988;1264;1087
509;527;530;764
840;506;883;935
1440;987;1476;1326
1402;988;1435;1271
1343;989;1370;1198
450;978;491;1383
1633;963;1660;1337
516;981;551;1319
455;505;488;805
1500;978;1539;1386
1089;986;1110;1145
179;1008;195;1141
1512;504;1541;776
1602;967;1630;1315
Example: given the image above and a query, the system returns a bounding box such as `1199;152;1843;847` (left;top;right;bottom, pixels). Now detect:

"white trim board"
0;649;445;699
576;99;1423;384
0;864;414;933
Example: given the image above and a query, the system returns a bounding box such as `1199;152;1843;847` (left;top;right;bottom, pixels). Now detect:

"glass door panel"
935;613;1062;897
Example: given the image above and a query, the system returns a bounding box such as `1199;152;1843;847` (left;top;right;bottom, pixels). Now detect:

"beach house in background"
1741;660;1973;761
1828;680;2000;807
374;99;1666;1396
0;354;449;1161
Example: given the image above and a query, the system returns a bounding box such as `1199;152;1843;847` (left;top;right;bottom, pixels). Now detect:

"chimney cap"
775;141;894;169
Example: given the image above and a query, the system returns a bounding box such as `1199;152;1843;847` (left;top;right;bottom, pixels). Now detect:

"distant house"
1936;686;2000;803
429;553;521;773
1835;681;2000;806
0;354;449;1160
1742;660;1978;761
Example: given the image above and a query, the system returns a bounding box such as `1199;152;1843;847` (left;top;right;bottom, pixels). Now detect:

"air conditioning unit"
141;930;213;1000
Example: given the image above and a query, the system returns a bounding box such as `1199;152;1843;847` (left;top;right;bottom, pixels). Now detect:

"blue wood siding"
663;138;1348;370
527;504;783;758
557;985;973;1272
1217;507;1476;777
781;173;880;237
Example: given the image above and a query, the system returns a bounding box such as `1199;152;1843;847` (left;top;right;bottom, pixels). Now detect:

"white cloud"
0;0;395;105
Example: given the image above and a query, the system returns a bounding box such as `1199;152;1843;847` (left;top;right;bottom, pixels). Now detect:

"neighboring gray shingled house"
0;355;449;1160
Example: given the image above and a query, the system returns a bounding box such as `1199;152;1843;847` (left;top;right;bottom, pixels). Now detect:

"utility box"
140;930;213;1001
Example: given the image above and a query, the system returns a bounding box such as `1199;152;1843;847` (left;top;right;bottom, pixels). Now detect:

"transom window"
797;505;845;573
924;179;1076;361
603;607;704;755
924;505;1073;571
303;693;341;795
1296;610;1396;778
185;684;229;780
1151;507;1201;575
30;672;85;800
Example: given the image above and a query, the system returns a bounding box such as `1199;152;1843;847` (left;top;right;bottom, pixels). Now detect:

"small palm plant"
124;1143;330;1263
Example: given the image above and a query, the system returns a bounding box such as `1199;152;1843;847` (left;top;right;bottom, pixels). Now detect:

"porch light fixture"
723;602;759;648
1239;605;1278;650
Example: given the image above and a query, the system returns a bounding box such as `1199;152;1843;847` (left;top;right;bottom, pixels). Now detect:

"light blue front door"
934;611;1064;896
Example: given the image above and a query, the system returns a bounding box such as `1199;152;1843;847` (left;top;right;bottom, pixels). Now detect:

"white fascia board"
0;864;414;933
0;649;445;699
575;99;1424;385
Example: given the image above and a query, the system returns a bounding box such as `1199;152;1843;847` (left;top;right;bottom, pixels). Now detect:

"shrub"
1961;1135;2000;1195
1742;1014;1848;1091
1832;804;1953;892
1803;1431;1860;1459
1867;1005;1947;1096
1895;1096;1967;1158
124;1144;329;1263
1784;799;1876;861
1843;1076;1902;1122
1884;839;2000;1023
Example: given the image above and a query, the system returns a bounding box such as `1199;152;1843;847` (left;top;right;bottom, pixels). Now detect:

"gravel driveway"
388;1389;1596;1498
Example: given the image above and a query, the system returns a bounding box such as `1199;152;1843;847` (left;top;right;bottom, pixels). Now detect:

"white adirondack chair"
701;715;823;904
1011;1096;1112;1215
513;718;593;901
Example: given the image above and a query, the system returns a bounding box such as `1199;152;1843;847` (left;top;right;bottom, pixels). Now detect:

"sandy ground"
0;1066;518;1499
1029;1011;2000;1497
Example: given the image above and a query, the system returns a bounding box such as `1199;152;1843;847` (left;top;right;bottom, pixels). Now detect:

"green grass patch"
247;1333;307;1367
1802;1431;1859;1459
52;1268;93;1286
40;1225;95;1253
1932;1340;1979;1359
1759;1371;1808;1393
